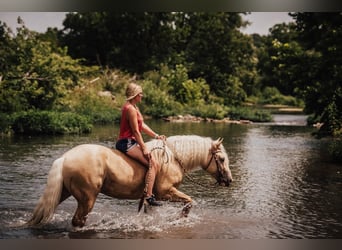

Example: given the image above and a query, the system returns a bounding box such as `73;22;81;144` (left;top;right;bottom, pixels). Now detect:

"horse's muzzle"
219;177;232;187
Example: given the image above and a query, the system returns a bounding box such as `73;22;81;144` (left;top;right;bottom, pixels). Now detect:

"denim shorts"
115;138;138;153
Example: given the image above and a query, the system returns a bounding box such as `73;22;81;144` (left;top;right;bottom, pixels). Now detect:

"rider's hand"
142;147;151;160
157;135;167;141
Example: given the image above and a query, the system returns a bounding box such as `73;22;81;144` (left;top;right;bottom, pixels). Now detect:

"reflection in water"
228;123;342;238
0;115;341;238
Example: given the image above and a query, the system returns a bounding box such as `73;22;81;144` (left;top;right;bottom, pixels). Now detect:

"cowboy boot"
146;194;162;206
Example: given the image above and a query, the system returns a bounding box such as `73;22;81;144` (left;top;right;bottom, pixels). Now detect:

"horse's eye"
219;156;225;162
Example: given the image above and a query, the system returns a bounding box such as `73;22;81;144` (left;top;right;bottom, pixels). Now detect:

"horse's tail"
26;157;64;226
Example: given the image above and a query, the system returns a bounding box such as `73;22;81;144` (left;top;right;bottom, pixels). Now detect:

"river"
0;114;341;239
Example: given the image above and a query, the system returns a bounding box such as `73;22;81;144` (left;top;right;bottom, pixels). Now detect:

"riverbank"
163;104;304;124
163;114;253;124
261;104;304;114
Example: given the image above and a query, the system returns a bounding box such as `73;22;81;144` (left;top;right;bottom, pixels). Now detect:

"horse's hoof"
181;203;192;217
181;212;188;218
72;219;85;227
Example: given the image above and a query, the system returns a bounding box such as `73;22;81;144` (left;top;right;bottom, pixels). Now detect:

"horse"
26;135;233;227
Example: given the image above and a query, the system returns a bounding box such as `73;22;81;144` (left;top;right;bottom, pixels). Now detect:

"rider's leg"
125;144;149;166
126;145;162;206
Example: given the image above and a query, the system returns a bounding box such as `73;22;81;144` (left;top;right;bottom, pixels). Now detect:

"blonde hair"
126;83;142;101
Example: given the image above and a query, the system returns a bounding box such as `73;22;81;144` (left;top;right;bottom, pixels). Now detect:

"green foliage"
167;64;210;104
291;12;342;137
259;87;302;106
182;78;210;104
167;64;189;101
61;12;178;73
0;113;12;134
319;90;342;137
177;13;255;105
256;22;304;97
67;88;121;124
141;66;269;121
4;13;342;140
140;79;183;118
0;21;99;113
60;12;256;106
12;110;92;135
187;103;229;120
228;107;273;122
60;68;134;124
224;75;248;106
327;138;342;163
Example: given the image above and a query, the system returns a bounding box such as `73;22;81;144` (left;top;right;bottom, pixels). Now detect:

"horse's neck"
179;160;199;173
172;145;208;172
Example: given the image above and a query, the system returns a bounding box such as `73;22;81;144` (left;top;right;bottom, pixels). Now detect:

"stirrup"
146;195;162;206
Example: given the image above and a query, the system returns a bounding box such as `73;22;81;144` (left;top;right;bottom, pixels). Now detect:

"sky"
0;12;294;35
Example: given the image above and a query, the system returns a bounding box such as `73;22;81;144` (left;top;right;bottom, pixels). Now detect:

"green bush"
259;87;302;106
327;138;342;163
0;24;99;114
140;79;183;118
12;110;92;135
187;102;229;120
0;112;12;134
72;92;121;124
228;106;272;122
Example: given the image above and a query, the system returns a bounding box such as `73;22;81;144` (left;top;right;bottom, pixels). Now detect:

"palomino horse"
27;135;233;227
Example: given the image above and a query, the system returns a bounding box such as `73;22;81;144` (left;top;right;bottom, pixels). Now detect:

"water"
0;114;341;238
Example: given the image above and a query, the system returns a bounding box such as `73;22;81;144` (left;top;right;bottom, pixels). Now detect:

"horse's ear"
213;137;224;149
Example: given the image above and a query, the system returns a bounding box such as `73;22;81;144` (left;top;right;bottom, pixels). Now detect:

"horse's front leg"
163;187;193;217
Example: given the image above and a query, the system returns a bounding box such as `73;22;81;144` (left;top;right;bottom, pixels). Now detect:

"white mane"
147;135;218;171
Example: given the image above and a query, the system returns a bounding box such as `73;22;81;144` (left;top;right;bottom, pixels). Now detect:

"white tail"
27;157;64;226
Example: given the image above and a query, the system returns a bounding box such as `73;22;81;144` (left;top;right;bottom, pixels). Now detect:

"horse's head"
203;137;233;187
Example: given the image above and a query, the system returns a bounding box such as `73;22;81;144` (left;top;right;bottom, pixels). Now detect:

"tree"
291;12;342;136
0;20;99;113
61;12;177;73
167;64;210;104
61;12;110;66
60;12;256;106
256;21;305;97
175;12;254;105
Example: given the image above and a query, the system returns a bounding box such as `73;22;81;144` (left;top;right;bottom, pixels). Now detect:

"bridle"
204;149;227;185
175;148;226;188
150;140;227;188
202;149;221;171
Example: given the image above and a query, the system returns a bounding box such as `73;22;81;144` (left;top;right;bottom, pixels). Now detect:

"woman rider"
115;83;166;206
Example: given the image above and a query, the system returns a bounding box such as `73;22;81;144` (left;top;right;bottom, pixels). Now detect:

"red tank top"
118;102;143;140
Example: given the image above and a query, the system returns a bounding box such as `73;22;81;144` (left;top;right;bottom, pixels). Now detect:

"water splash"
74;202;200;234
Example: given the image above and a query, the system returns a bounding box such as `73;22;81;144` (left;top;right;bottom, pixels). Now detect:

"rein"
150;139;222;189
150;141;169;164
174;151;221;189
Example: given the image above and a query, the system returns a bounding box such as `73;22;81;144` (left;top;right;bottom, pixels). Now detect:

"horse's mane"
147;135;217;170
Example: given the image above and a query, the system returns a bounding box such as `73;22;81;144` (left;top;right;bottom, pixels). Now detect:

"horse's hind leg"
72;196;97;227
71;191;98;227
60;186;71;203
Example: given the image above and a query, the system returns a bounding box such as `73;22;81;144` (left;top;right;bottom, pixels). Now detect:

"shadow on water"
1;115;341;238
